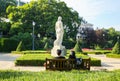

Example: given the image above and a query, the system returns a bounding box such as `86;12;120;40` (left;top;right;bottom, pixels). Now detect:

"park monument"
51;16;66;57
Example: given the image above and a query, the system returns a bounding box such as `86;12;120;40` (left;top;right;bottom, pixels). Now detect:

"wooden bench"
45;58;90;71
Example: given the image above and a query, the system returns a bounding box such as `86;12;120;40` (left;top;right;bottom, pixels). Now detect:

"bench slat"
45;58;90;71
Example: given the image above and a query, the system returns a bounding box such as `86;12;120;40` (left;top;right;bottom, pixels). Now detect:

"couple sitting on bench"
45;49;90;70
54;49;82;66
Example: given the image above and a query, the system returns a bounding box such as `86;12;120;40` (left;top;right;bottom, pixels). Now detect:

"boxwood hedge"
15;54;101;66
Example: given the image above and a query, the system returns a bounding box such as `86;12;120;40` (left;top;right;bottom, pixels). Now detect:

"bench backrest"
46;58;75;71
46;58;90;71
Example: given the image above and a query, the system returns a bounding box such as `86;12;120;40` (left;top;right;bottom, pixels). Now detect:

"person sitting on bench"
69;50;82;67
54;49;65;59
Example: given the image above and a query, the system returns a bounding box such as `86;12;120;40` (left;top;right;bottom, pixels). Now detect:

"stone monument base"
51;45;66;57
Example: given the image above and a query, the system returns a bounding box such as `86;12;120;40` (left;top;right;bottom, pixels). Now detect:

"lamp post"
32;21;35;50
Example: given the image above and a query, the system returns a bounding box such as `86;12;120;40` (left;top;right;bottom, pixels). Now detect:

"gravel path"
89;54;120;71
0;53;120;71
0;53;45;72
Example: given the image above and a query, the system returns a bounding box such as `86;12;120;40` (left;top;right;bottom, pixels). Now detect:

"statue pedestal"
51;45;66;57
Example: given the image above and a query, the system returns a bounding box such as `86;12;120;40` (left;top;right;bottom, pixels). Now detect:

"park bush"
0;38;18;52
15;54;52;66
90;58;101;66
44;42;49;50
63;38;76;49
16;41;25;51
106;54;120;58
74;40;82;53
112;41;120;54
83;50;111;54
15;54;101;66
12;50;48;54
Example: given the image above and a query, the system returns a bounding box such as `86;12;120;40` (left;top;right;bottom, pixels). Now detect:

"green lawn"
0;70;120;81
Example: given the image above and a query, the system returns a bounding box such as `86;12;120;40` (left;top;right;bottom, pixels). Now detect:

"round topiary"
16;41;25;51
112;40;120;54
74;40;82;53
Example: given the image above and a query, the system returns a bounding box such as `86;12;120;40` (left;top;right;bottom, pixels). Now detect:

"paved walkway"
0;53;120;71
89;54;120;71
0;53;45;72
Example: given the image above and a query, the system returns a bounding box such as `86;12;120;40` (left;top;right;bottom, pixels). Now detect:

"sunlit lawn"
0;70;120;81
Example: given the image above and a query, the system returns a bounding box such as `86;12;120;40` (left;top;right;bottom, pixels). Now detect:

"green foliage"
74;40;82;53
16;41;25;51
15;54;52;66
10;32;33;50
9;22;24;35
112;40;120;54
7;0;81;39
15;52;100;66
63;38;76;49
44;42;49;50
12;50;48;54
90;58;101;66
0;21;11;36
0;38;18;52
0;0;16;17
106;54;120;58
94;44;102;50
83;50;111;54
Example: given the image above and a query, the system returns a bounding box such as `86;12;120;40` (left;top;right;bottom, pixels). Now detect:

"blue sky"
21;0;120;30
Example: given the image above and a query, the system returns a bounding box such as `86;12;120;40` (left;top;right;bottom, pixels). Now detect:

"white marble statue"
54;16;64;46
51;16;66;57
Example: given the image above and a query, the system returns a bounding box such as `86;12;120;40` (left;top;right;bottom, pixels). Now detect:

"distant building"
76;21;94;40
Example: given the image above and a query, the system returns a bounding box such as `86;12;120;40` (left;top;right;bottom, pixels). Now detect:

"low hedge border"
90;58;101;66
84;51;111;54
106;54;120;58
15;54;101;66
12;50;49;54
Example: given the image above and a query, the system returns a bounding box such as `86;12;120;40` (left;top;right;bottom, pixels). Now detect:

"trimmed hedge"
15;54;52;66
15;54;101;66
74;40;82;53
90;58;101;66
83;50;111;54
15;60;45;66
106;54;120;58
12;50;48;54
0;38;18;52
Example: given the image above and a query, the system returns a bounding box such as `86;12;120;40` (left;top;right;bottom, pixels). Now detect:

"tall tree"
6;0;82;39
0;0;17;17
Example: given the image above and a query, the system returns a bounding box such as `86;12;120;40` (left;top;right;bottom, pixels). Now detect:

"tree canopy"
6;0;82;39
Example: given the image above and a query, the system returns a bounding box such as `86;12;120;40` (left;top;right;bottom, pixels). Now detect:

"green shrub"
90;58;101;66
63;38;76;49
106;54;120;58
11;51;24;54
74;40;82;53
15;53;101;66
84;50;111;54
44;42;49;50
94;44;102;50
112;41;120;54
0;38;18;52
15;54;52;66
16;41;25;51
